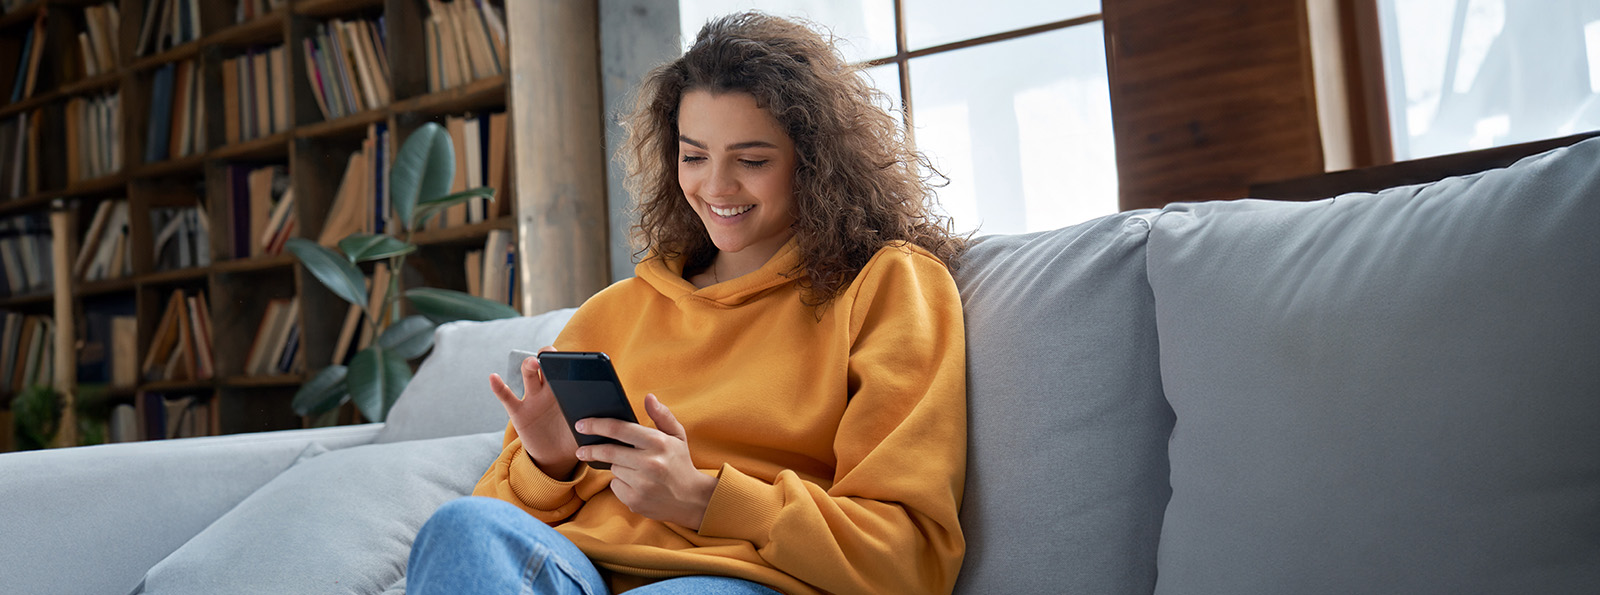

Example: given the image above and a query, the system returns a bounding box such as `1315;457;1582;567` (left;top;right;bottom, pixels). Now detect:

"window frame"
861;1;1103;142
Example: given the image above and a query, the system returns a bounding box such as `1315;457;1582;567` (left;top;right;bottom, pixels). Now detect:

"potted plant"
289;122;519;423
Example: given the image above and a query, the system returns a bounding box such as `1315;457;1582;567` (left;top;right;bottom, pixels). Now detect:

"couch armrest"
0;423;383;595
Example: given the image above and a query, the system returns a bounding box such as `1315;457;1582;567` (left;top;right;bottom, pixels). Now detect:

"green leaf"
338;234;418;263
287;238;369;308
376;315;436;360
405;287;521;324
390;122;455;232
292;365;349;416
410;187;497;230
349;346;413;422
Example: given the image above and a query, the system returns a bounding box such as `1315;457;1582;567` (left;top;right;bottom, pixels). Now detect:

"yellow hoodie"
474;238;967;594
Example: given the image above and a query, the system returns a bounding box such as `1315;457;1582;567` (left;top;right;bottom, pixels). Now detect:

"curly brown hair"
621;11;966;305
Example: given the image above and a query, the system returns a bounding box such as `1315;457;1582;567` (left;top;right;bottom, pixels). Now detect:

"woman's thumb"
645;394;686;441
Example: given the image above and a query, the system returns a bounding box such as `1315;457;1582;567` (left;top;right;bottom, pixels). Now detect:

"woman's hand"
576;394;719;530
489;347;580;479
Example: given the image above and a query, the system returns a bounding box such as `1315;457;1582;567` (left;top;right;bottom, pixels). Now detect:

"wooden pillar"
1104;0;1326;208
506;0;611;314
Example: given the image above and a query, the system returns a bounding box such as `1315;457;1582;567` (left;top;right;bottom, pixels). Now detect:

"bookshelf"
0;0;530;450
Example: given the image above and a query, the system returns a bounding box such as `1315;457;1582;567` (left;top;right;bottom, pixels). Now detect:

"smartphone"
533;350;639;470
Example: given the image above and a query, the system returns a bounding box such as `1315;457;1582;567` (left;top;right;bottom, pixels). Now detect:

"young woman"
407;12;969;594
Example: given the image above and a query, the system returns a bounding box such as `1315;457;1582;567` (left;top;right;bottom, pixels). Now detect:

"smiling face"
677;90;799;272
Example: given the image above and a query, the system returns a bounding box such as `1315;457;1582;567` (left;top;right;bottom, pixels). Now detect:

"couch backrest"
376;309;576;444
1144;136;1600;593
951;212;1174;595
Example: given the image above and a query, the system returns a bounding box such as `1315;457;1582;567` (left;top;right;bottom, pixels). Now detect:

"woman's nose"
703;162;738;197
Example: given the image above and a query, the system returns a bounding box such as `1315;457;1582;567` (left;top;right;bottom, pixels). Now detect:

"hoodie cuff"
698;463;784;547
508;448;590;511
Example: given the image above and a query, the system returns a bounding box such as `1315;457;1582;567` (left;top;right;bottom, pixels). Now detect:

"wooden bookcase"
0;0;524;447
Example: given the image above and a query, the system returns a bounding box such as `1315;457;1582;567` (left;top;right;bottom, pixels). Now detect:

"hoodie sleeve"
473;422;615;524
696;247;968;594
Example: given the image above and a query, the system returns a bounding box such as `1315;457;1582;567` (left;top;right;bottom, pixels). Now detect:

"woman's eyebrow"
678;135;777;151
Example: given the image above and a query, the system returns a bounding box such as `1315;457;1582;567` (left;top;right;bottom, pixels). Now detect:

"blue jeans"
408;496;782;595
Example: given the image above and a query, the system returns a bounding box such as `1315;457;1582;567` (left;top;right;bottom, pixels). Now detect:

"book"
303;38;332;120
463;113;482;221
319;151;368;244
270;45;289;133
73;200;115;277
140;290;185;380
77;33;99;77
145;63;175;163
259;186;296;254
186;293;212;379
486;111;509;217
252;49;270;138
109;403;138;443
110;315;138;387
221;56;240;144
445;115;469;226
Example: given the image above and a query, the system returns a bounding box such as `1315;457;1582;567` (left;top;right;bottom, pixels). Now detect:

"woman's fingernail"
575;420;587;432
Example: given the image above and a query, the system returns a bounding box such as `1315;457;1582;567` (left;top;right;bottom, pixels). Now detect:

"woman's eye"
681;155;705;163
740;160;769;168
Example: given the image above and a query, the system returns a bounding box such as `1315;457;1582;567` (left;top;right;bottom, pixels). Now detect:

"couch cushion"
1146;138;1600;593
376;309;576;443
132;431;502;595
952;211;1174;594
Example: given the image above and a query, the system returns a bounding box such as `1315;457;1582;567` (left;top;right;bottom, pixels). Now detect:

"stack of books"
221;45;290;144
73;198;133;282
318;123;391;241
244;296;300;377
141;289;214;382
136;0;203;57
66;91;121;182
423;0;507;92
0;110;41;200
0;312;53;394
0;213;51;297
76;295;137;388
465;228;516;308
417;110;508;230
76;3;121;77
149;204;211;272
224;164;291;259
303;16;391;121
3;8;46;103
145;58;206;162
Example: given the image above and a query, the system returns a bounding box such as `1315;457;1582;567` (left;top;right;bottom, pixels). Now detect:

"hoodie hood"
635;237;805;307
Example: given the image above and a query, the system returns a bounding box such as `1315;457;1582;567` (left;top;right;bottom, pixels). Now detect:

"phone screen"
536;351;639;469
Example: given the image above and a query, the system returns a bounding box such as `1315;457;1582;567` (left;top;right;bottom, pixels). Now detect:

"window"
1377;0;1600;160
679;1;1116;236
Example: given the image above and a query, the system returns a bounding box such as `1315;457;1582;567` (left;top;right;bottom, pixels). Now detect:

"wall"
600;0;681;283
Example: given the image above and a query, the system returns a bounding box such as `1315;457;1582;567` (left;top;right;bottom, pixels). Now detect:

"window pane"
861;63;905;128
1379;0;1600;159
679;0;897;63
904;0;1098;50
910;24;1116;236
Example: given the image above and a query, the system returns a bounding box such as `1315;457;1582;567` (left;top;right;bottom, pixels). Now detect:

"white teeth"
711;204;754;217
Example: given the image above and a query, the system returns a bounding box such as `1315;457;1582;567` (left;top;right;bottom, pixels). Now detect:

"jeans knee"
417;497;516;548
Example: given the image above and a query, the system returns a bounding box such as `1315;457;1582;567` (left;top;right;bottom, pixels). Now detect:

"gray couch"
4;137;1597;594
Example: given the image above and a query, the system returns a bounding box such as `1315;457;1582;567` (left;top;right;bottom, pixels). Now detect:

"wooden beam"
1105;0;1325;209
506;0;610;314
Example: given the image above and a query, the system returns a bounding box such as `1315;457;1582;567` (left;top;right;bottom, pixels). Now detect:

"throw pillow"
951;210;1174;594
377;308;576;443
132;432;503;595
1145;137;1600;593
